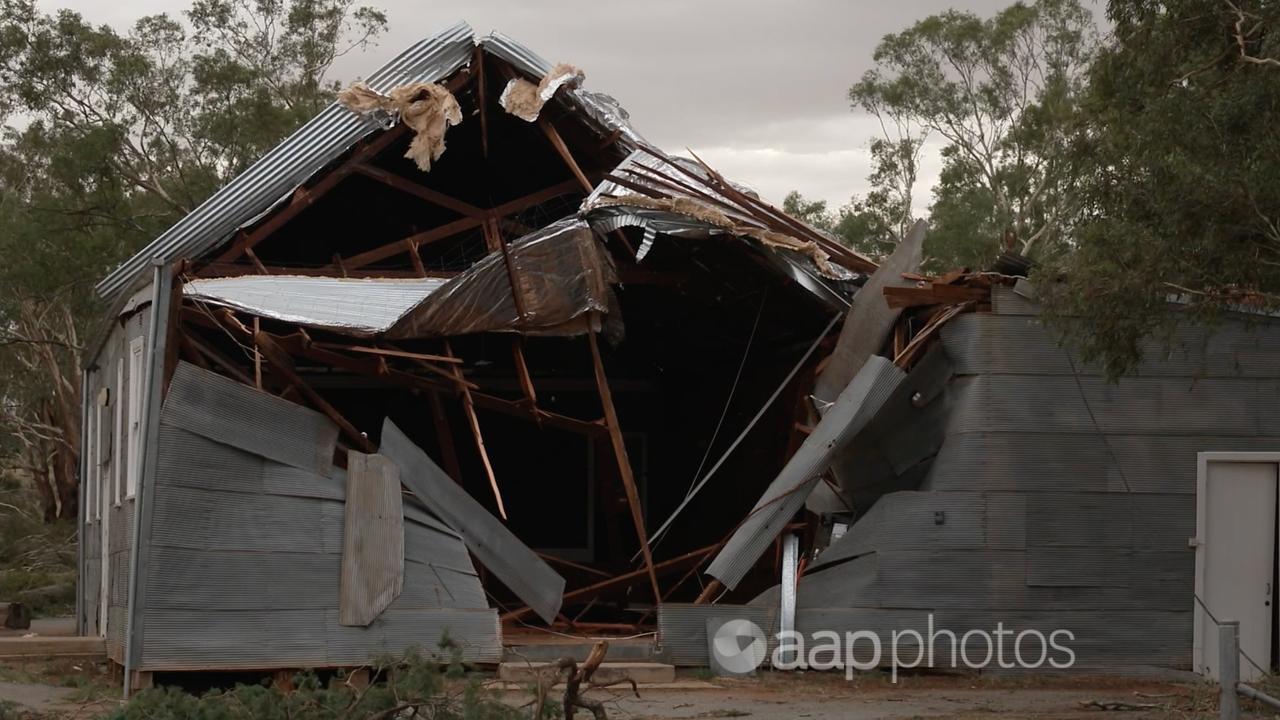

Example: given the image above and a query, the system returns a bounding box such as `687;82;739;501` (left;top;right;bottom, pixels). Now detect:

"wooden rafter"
211;67;478;267
345;216;484;269
182;331;255;386
587;318;662;604
213;124;412;264
474;46;489;158
428;390;464;482
539;118;594;193
482;218;541;413
310;343;462;365
445;339;507;520
340;178;585;270
501;542;719;622
254;330;376;452
353;163;485;218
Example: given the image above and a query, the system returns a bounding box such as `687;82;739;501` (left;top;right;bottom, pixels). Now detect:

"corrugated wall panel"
813;492;986;569
1025;493;1133;548
143;547;484;611
943;312;1280;379
983;493;1027;550
156;426;343;500
149;485;345;553
658;604;778;667
162;362;338;475
138;608;501;669
1025;548;1134;587
947;374;1278;437
990;284;1040;315
924;432;1280;494
137;365;496;670
106;606;128;663
790;309;1269;671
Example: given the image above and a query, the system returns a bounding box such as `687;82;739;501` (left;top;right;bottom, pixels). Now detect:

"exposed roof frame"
98;21;479;300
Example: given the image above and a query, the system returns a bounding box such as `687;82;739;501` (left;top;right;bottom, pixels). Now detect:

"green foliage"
850;0;1097;266
103;650;533;720
1039;0;1280;376
0;474;76;615
0;0;386;520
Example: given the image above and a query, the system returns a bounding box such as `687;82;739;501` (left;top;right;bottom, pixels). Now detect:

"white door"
1195;457;1277;681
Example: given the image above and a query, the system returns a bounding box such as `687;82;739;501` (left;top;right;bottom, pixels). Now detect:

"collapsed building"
76;22;1280;693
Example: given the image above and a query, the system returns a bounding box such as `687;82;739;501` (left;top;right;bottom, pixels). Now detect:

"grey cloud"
35;0;1056;207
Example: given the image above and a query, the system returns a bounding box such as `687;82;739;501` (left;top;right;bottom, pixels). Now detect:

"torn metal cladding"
385;218;621;339
706;355;907;591
581;148;869;284
482;32;647;148
379;419;566;625
183;276;449;335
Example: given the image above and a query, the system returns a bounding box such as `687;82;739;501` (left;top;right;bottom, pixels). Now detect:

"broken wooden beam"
586;319;662;604
474;46;490;158
540;118;594;193
445;340;507;520
253;330;376;453
309;342;463;365
428;390;464;482
882;284;989;309
501;542;719;622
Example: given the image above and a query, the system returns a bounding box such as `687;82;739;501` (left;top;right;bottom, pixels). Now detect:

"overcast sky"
39;0;1099;211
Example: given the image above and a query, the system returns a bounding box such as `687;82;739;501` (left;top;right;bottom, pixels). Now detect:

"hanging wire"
680;288;768;500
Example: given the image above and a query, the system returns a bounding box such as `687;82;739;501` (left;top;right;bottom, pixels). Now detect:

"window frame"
126;336;146;500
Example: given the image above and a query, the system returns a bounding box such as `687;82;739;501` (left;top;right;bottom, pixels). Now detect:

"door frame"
1193;451;1280;678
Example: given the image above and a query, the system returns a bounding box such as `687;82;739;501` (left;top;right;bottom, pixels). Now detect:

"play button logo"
709;618;768;675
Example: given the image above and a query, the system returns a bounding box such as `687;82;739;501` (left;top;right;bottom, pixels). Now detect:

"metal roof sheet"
184;275;448;334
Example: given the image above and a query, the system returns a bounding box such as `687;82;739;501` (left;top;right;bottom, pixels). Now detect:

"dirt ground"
3;658;1273;720
497;670;1238;720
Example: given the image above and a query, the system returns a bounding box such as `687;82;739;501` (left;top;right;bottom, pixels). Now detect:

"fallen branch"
555;641;639;720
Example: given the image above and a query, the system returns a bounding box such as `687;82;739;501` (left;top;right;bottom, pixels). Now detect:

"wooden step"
0;636;106;660
503;640;657;663
497;661;675;685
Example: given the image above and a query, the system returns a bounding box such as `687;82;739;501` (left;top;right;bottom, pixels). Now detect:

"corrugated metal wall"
133;362;499;670
788;298;1280;670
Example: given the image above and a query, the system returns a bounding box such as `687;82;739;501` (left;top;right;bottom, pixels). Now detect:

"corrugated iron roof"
184;275;448;334
95;21;477;301
96;24;655;302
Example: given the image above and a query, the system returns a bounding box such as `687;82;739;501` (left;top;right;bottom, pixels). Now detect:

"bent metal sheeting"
183;218;619;338
184;276;449;335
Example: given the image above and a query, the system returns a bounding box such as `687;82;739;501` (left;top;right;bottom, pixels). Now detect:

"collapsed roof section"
108;20;887;635
98;22;869;305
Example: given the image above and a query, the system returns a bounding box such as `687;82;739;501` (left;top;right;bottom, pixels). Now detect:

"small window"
126;336;146;499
